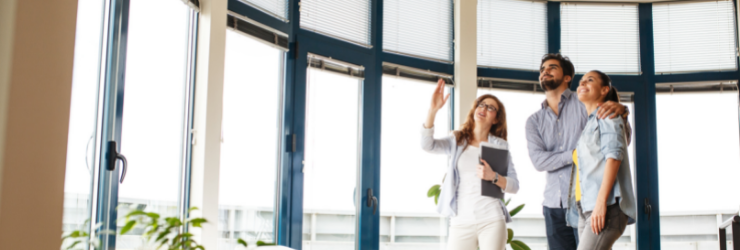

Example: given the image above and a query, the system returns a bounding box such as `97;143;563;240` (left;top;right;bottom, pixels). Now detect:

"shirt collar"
540;88;574;109
588;106;600;118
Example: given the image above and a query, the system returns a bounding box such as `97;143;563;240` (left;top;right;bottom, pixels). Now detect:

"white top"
450;145;504;226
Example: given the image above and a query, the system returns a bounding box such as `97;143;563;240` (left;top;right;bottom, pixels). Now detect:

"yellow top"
573;150;581;201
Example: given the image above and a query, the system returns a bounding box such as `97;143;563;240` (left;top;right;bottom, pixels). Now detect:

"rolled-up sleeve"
420;124;454;155
526;116;573;172
502;151;519;194
599;118;627;161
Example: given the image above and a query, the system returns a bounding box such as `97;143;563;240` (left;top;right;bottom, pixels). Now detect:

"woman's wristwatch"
492;173;499;184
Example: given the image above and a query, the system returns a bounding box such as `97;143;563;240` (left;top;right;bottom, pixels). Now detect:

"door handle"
366;188;378;215
106;141;128;183
644;198;652;221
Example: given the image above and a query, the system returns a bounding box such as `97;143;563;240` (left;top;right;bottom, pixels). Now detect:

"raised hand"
430;78;451;112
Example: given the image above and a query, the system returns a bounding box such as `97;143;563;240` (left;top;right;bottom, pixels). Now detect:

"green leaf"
188;207;199;213
510;240;531;250
505;198;511;206
65;240;82;250
165;217;182;227
189;218;208;227
156;238;169;250
120;220;137;235
145;223;160;239
237;238;248;247
68;230;82;238
434;191;439;205
509;204;525;217
155;230;171;242
507;228;513;244
257;241;276;246
427;185;440;198
193;245;205;250
146;212;160;220
126;210;147;220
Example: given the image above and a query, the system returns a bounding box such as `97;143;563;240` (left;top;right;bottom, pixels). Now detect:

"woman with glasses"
421;79;519;250
568;70;636;250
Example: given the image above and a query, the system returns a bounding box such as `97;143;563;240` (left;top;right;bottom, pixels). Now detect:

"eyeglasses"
477;102;498;113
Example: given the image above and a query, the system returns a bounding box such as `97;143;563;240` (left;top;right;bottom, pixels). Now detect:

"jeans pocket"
605;205;626;232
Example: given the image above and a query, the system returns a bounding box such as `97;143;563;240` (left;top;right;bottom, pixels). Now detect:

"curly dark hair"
541;53;575;88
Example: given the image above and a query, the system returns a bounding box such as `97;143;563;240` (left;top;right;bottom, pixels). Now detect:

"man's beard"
540;77;564;91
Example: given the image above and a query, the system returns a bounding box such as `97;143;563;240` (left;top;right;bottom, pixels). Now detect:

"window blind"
300;0;371;46
561;3;641;74
308;53;365;80
382;62;453;85
238;0;289;20
383;0;453;62
477;0;548;71
653;0;737;74
227;14;289;51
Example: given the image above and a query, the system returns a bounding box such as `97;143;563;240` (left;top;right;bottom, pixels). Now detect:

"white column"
453;0;478;129
0;0;78;249
189;0;228;248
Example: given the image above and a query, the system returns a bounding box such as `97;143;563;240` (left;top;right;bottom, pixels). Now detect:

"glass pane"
115;0;191;249
300;0;371;45
62;0;105;248
653;1;738;73
379;77;450;250
383;0;453;61
657;92;740;249
302;68;361;250
218;30;283;249
561;3;641;74
477;0;548;71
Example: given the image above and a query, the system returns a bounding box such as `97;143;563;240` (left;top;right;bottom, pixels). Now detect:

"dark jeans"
543;206;579;250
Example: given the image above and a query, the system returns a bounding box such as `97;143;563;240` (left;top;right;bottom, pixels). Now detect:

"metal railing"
719;215;739;250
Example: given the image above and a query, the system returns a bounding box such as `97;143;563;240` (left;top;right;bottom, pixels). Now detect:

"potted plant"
61;206;276;250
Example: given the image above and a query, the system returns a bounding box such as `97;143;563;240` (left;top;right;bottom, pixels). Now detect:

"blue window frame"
231;1;740;250
82;0;200;249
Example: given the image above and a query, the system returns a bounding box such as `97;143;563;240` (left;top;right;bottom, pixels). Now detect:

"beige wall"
0;0;18;213
0;0;78;249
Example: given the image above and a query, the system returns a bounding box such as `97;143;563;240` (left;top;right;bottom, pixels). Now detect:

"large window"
300;0;371;46
302;66;362;250
477;0;548;71
62;1;195;249
561;2;640;74
657;90;740;249
379;76;451;250
475;88;637;249
116;0;192;248
383;0;453;61
653;0;738;74
217;30;284;248
62;0;106;242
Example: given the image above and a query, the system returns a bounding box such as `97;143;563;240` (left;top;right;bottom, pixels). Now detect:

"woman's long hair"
454;94;508;146
590;70;620;103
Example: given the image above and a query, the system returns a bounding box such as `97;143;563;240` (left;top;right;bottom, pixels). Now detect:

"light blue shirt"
566;108;637;227
420;125;519;222
526;89;632;209
525;89;587;208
